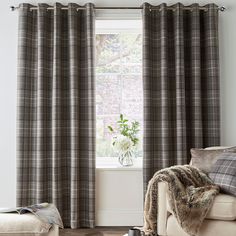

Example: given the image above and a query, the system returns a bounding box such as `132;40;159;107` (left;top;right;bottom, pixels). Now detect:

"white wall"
0;0;236;210
96;168;143;226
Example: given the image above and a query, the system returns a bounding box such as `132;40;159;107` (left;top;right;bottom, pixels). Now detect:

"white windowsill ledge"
96;157;143;171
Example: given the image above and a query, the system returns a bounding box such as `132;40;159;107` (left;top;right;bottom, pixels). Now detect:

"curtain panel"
142;3;220;191
17;3;95;228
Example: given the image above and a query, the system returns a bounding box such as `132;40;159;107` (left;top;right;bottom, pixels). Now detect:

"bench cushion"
0;213;51;234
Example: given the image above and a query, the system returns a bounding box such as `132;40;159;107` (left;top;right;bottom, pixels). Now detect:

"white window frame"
95;20;143;169
96;20;142;34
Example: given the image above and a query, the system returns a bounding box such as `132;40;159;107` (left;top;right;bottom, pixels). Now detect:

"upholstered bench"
0;213;59;236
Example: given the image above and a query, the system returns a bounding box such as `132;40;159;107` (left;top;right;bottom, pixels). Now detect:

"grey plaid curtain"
143;3;220;191
17;3;95;228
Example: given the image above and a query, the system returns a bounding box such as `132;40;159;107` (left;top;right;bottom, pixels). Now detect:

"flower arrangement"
108;114;140;166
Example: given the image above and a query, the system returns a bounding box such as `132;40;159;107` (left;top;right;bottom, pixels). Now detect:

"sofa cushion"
166;215;236;236
190;148;226;173
206;193;236;220
209;153;236;196
190;146;236;174
167;193;236;221
0;213;51;234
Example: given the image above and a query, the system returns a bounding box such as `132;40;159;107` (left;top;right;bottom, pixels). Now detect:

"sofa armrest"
157;181;169;236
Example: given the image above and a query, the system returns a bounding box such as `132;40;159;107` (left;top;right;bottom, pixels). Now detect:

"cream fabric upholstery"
158;182;236;236
206;193;236;220
166;193;236;221
204;146;230;150
158;182;169;236
0;213;59;236
166;215;236;236
46;225;59;236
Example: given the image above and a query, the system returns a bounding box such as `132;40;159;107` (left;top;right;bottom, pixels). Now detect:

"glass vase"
118;150;134;167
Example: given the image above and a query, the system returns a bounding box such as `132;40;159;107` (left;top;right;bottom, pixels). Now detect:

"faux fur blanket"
143;165;219;236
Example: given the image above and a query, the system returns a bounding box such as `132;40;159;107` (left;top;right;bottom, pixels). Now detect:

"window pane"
96;34;143;159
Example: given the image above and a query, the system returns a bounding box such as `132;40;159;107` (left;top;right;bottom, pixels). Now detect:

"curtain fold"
17;3;95;228
142;3;220;192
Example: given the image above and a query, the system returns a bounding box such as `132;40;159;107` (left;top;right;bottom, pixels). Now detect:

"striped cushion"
209;153;236;196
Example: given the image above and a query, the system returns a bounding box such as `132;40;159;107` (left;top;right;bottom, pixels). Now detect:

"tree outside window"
96;34;143;159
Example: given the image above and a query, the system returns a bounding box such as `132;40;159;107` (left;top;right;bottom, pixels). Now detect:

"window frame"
95;20;143;168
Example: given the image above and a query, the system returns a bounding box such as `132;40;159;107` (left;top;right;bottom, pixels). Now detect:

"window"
96;20;143;165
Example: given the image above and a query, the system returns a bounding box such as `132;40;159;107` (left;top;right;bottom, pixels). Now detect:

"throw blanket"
0;203;63;228
143;165;219;236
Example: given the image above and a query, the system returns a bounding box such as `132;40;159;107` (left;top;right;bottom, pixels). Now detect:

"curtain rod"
10;5;226;12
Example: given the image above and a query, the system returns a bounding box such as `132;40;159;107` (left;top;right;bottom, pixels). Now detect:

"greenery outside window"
96;20;143;166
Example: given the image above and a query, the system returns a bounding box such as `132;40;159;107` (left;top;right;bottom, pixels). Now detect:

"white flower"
113;135;134;153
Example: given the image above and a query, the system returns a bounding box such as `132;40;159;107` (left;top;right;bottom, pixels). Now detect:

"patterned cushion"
209;153;236;196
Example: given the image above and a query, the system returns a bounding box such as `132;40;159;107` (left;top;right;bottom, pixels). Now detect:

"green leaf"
120;114;123;121
107;126;114;132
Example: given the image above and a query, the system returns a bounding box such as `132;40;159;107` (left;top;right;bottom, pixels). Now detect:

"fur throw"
143;165;219;236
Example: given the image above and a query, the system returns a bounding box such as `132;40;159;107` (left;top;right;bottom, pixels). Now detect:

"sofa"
157;147;236;236
157;182;236;236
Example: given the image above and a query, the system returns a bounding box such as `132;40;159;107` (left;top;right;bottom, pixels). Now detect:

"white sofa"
157;181;236;236
0;213;59;236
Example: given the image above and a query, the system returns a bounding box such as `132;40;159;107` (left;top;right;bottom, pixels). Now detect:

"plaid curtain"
17;3;95;228
142;3;220;191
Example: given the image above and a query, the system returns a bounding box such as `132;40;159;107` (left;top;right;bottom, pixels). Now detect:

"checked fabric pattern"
209;153;236;196
142;3;220;192
17;3;95;228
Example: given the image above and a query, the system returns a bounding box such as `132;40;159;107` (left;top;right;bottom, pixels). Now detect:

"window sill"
96;157;143;171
